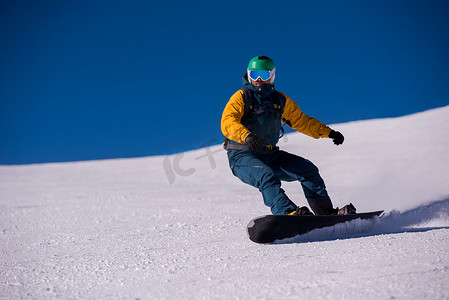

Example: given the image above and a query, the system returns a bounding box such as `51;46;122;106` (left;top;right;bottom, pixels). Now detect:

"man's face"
251;78;271;86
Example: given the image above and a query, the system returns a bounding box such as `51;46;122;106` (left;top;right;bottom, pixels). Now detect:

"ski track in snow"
277;197;449;244
1;106;449;299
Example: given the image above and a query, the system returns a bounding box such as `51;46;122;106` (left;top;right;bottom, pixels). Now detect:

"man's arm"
281;93;332;139
221;90;252;144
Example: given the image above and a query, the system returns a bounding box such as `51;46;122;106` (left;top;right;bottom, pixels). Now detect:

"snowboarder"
221;55;355;216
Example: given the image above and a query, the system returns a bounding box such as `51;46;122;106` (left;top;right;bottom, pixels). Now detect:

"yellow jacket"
221;89;332;144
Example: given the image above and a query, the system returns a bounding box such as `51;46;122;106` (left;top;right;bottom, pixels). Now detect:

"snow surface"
1;106;449;299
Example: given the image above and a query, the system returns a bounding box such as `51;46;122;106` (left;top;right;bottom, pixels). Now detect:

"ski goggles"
248;68;275;81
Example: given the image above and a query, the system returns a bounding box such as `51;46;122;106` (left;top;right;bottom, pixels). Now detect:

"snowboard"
247;210;384;244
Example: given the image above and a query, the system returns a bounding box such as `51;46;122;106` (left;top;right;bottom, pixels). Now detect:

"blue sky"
1;0;448;164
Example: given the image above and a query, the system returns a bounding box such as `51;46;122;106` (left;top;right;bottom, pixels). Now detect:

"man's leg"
228;152;296;215
271;151;334;215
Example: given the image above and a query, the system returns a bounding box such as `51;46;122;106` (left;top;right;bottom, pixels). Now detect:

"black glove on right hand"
245;133;266;151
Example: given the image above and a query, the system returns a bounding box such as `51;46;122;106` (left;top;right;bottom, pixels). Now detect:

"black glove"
329;130;344;145
245;133;266;151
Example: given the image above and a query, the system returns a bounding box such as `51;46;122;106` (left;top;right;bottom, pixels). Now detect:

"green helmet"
247;56;275;70
247;56;276;84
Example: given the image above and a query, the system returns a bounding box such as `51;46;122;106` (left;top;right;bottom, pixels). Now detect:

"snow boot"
309;197;333;215
287;206;314;216
337;203;356;215
326;203;357;215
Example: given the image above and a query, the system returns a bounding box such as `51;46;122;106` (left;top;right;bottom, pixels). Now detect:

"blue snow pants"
227;149;332;215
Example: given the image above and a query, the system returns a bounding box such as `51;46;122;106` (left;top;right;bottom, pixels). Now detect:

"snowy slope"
1;106;449;299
